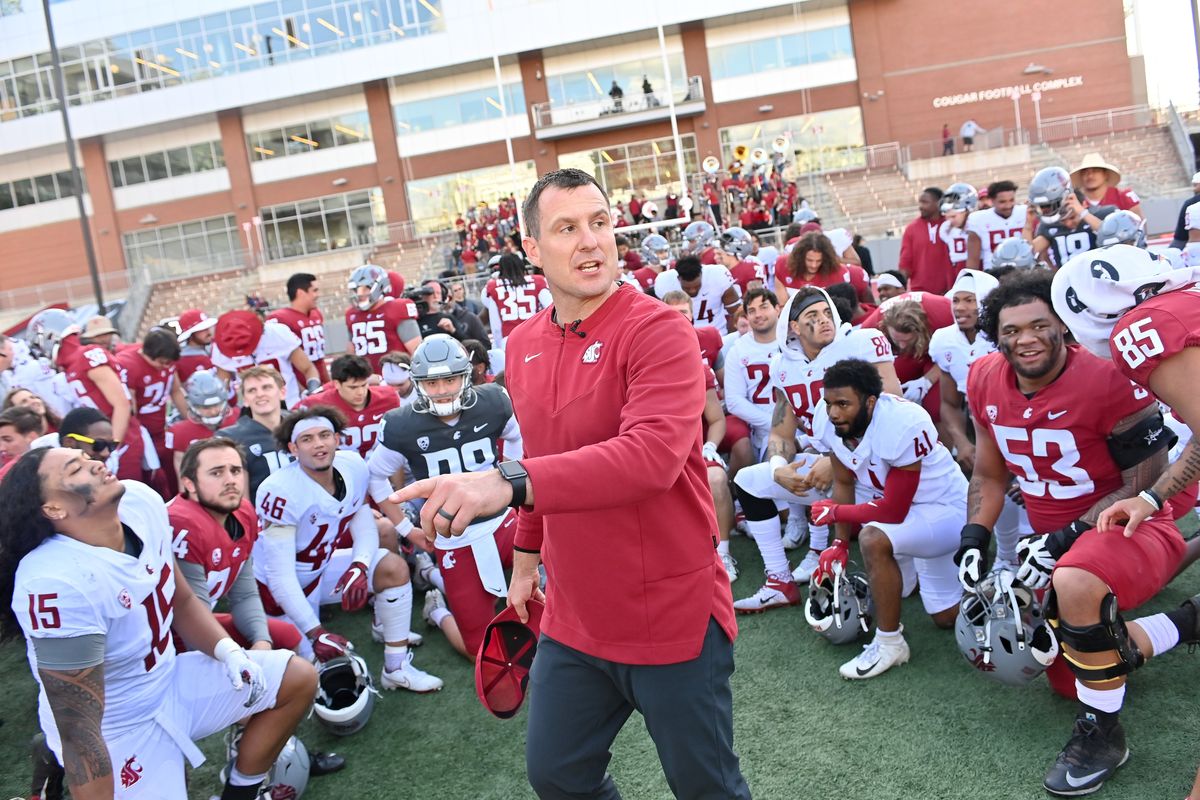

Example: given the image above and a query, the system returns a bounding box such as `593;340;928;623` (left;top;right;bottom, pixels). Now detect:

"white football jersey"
10;339;78;418
928;325;996;395
253;450;369;589
938;219;971;266
723;334;780;439
211;321;303;407
654;265;737;330
1185;204;1200;232
965;205;1027;269
13;481;177;748
771;327;894;445
812;393;967;507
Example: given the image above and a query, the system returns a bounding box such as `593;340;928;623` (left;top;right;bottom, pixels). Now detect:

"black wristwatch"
497;460;528;508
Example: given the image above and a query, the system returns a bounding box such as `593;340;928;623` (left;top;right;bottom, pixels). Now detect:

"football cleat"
370;619;422;647
838;630;910;680
1042;712;1129;796
411;551;437;593
733;574;800;614
380;651;443;693
782;513;809;550
790;550;821;584
722;552;739;583
1176;591;1200;649
423;587;448;628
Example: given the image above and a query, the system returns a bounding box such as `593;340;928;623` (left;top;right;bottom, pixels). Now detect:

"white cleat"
790;550;821;584
412;551;437;592
839;632;911;680
371;620;422;646
423;587;448;628
380;651;444;693
732;574;801;613
782;514;809;550
722;552;739;583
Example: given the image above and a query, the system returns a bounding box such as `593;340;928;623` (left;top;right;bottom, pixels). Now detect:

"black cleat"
309;750;346;777
1043;712;1129;796
1178;593;1200;650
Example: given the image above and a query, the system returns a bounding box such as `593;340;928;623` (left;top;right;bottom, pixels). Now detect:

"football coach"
391;168;749;799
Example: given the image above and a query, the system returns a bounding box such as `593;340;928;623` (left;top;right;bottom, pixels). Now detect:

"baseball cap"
80;315;118;339
387;270;405;298
177;308;217;343
475;599;545;719
213;310;264;358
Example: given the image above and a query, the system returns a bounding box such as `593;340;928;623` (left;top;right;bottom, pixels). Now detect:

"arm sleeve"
226;559;271;645
723;355;773;432
258;524;321;634
482;293;502;343
367;444;410;504
348;505;379;565
31;634;107;671
177;560;211;605
396;319;421;344
833;464;922;525
513;506;545;552
499;414;523;460
519;310;707;516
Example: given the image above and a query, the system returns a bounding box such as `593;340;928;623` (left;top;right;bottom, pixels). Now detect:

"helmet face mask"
314;652;377;736
185;371;227;429
410;334;475;417
954;568;1058;686
805;566;873;645
348;265;389;311
1029;167;1073;224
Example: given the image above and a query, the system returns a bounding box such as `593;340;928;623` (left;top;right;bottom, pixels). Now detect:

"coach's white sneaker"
782;514;809;550
371;620;422;647
381;652;443;693
722;552;739;583
839;630;910;680
790;550;821;584
422;588;448;628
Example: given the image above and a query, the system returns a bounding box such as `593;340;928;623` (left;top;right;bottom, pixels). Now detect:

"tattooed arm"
39;662;112;799
967;424;1008;530
765;391;798;463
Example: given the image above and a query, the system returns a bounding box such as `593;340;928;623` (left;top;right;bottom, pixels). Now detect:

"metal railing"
1036;105;1155;143
901;127;1022;162
531;76;704;130
1165;102;1197;183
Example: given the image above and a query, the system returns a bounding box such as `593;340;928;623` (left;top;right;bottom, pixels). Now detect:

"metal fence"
531;76;705;130
1035;105;1155;143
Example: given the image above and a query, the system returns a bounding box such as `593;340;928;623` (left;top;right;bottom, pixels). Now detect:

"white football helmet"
1097;210;1146;248
1029;167;1073;223
805;565;873;645
26;308;78;361
719;227;754;260
991;236;1037;270
222;731;309;798
954;568;1058;686
940;182;979;215
640;233;671;267
313;652;378;736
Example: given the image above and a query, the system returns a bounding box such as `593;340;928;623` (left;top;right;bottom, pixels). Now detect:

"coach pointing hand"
390;168;749;800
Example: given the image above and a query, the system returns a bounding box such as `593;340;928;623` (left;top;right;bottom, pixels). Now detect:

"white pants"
868;503;962;615
102;649;292;799
733;453;828;509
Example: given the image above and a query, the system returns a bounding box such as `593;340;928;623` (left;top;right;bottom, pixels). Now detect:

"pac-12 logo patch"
986;405;997;422
118;589;132;609
418;436;430;451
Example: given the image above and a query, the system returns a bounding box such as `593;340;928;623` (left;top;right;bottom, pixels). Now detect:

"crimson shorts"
1055;517;1186;610
435;511;516;656
719;415;751;451
214;612;303;652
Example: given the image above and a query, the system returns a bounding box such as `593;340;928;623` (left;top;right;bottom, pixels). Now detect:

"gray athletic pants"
525;617;751;799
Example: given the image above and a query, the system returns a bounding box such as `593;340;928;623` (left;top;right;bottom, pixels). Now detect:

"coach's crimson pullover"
507;282;737;665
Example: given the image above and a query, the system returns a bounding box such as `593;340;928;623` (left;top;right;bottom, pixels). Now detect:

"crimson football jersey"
481;275;552;345
729;260;766;294
167;496;258;607
1107;283;1200;388
166;412;238;454
344;297;419;373
175;350;213;384
298;384;400;458
268;307;329;384
116;347;175;437
968;346;1160;533
57;335;130;417
695;325;723;375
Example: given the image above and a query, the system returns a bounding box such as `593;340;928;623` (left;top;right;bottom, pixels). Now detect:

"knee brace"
732;482;779;522
1046;591;1145;684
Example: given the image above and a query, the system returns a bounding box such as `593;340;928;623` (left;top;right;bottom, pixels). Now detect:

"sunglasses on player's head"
64;432;117;454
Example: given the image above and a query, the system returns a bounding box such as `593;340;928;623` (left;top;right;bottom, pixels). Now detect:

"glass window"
190;142;215;171
12;178;34;205
167;147;192;176
718;107;864;173
34;173;57;202
308;118;334;149
144;151;169;181
0;182;13;210
110;161;124;187
256;128;285;159
121;156;146;185
56;171;76;197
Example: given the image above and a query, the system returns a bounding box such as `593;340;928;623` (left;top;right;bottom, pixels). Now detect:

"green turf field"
2;523;1198;799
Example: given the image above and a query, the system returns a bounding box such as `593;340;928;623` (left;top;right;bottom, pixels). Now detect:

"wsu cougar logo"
120;755;143;787
967;649;996;673
582;341;604;364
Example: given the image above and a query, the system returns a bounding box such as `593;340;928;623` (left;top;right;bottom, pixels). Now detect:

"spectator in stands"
642;75;659;108
1171;171;1200;250
79;315;119;352
941;123;954;156
898;187;953;294
609;79;624;112
875;270;908;302
4;387;60;433
1070;152;1144;216
959;118;984;152
616;235;643;270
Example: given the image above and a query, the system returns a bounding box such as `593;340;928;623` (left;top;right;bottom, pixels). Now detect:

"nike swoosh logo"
1048;410;1068;419
524;353;542;362
1065;769;1107;788
474;424;488;432
855;661;879;676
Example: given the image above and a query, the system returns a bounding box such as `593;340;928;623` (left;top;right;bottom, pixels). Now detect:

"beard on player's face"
1000;325;1064;381
834;401;872;441
194;481;242;513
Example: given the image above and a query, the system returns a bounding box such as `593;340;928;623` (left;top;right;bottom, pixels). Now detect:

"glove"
702;442;726;468
902;377;933;403
1015;534;1057;590
305;377;322;396
335;560;370;612
809;499;839;527
955;523;992;590
310;627;353;663
812;539;849;586
213;637;267;708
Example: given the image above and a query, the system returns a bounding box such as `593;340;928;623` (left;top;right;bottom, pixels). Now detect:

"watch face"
500;461;527;480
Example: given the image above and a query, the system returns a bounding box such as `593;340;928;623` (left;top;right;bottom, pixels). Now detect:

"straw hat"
1070;153;1120;187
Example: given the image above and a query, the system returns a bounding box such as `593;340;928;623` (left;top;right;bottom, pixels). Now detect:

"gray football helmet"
185;370;228;429
940;182;979;215
954;568;1058;687
791;208;820;226
805;565;874;645
681;221;715;253
313;652;378;737
719;227;754;260
991;236;1038;270
1029;167;1073;223
347;264;389;311
26;307;77;360
640;233;671;267
411;334;475;416
1097;210;1147;248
